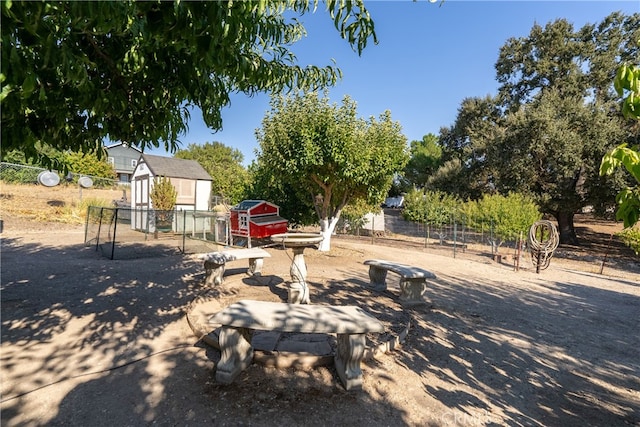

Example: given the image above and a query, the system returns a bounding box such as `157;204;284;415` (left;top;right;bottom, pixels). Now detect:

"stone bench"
200;248;271;286
364;259;436;307
208;299;384;391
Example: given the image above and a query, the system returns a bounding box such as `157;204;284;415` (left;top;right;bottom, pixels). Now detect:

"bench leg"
215;326;254;384
367;266;388;292
334;333;366;391
247;257;264;276
399;278;426;306
204;261;225;286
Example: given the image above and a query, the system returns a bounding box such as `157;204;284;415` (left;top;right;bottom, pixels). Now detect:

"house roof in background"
140;154;212;181
105;142;143;152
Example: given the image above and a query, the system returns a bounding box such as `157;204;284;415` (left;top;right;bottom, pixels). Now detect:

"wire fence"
86;204;533;265
337;209;534;269
0;161;121;187
85;206;231;259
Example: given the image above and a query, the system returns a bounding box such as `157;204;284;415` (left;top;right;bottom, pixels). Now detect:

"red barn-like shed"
230;200;288;247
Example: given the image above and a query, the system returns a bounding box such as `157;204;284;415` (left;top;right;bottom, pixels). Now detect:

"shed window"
239;214;248;230
172;178;196;204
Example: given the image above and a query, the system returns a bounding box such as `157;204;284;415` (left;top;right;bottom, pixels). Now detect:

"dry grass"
0;182;124;224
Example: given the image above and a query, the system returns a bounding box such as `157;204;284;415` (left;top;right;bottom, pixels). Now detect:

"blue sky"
147;0;640;165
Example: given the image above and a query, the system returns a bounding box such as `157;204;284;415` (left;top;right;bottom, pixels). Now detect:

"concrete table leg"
215;326;254;384
204;261;225;286
247;257;263;276
334;333;366;391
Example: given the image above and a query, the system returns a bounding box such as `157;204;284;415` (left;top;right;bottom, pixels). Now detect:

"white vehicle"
383;196;404;209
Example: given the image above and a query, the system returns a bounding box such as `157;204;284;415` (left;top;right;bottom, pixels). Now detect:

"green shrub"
465;192;541;250
402;188;460;225
150;177;177;211
617;228;640;255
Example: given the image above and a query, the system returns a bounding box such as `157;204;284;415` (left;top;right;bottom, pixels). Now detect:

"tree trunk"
318;217;339;252
555;211;579;245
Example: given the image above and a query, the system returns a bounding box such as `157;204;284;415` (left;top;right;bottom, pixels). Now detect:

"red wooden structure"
230;200;288;247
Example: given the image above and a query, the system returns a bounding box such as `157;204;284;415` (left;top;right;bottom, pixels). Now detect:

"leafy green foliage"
401;188;460;226
430;12;637;244
600;144;640;228
1;0;377;169
435;96;504;200
465;192;541;246
617;227;640;255
174;142;248;204
62;151;116;184
401;133;442;191
252;91;408;239
599;62;640;230
150;177;177;211
3;147;115;185
615;64;640;120
339;198;381;232
246;161;316;226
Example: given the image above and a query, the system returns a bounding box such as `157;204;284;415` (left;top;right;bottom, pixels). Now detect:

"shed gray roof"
140;154;212;181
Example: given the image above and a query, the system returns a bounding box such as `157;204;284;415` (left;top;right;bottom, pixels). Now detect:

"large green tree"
494;13;638;244
401;133;442;191
174;142;248;204
1;0;377;168
435;96;504;200
433;12;637;245
251;92;408;251
496;90;625;244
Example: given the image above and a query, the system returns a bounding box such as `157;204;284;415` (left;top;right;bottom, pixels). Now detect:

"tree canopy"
1;0;377;168
401;133;442;191
174;142;248;205
250;91;408;250
433;12;638;245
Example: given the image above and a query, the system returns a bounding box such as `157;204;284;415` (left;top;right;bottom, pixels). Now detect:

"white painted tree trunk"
318;217;340;252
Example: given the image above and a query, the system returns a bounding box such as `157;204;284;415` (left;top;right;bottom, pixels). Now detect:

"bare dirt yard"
1;183;639;426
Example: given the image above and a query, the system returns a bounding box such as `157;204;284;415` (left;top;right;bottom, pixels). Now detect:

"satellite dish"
78;176;93;188
37;171;60;187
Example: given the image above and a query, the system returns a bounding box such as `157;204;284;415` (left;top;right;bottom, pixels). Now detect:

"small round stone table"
270;233;324;304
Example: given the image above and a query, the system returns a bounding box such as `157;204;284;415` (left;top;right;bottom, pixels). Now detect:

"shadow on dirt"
355;265;640;426
1;239;414;426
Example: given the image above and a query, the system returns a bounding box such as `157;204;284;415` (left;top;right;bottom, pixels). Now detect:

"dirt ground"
1;184;640;426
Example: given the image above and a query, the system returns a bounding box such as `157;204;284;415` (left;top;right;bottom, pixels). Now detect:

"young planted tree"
252;92;408;251
464;192;542;253
402;189;460;226
402;189;461;244
2;0;378;168
150;177;177;232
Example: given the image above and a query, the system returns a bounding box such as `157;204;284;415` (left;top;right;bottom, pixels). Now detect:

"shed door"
134;176;150;230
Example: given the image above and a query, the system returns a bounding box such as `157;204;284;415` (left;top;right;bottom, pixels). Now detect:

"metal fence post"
181;210;187;253
453;220;457;258
96;207;104;250
110;208;118;260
